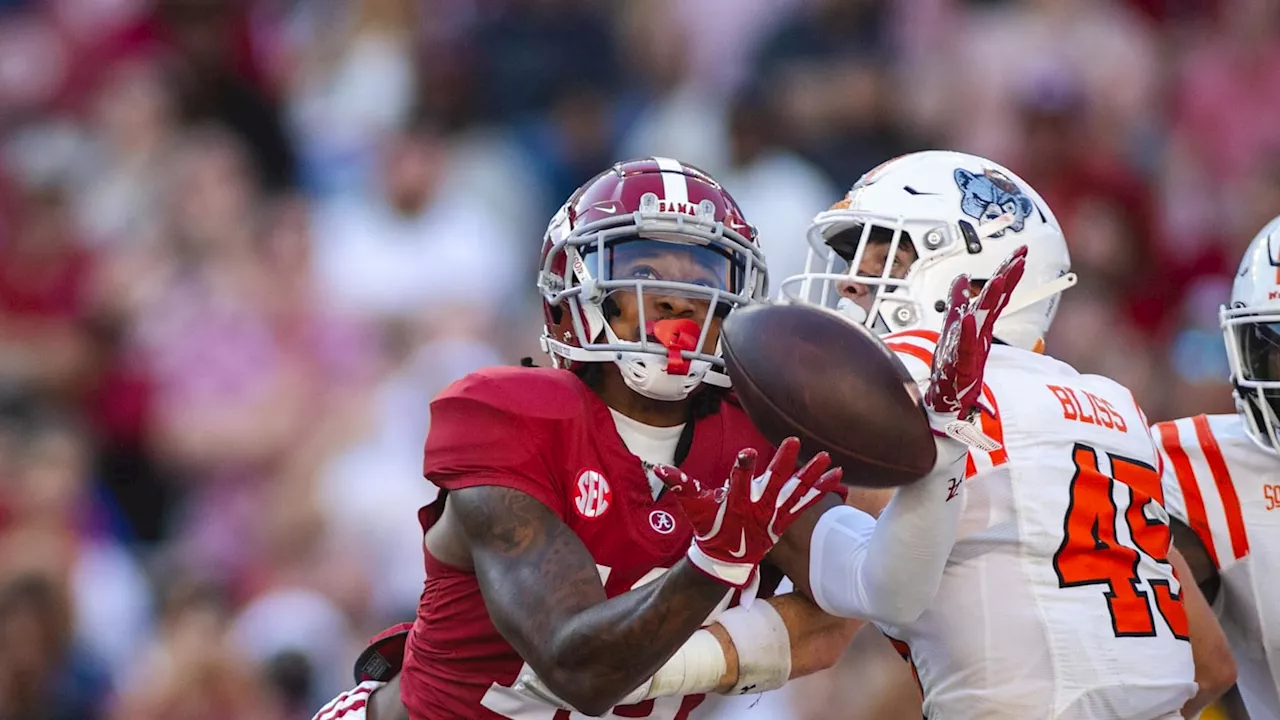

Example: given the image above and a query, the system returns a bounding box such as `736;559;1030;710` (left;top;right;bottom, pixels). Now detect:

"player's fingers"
944;317;981;414
988;245;1028;282
991;271;1022;321
960;311;982;358
653;464;698;493
932;293;968;382
793;450;833;485
980;270;1016;321
976;273;1004;309
726;447;760;492
947;273;971;310
1002;245;1029;272
982;250;1027;315
973;271;1010;328
814;466;844;496
781;465;843;520
774;449;831;509
958;313;985;382
936;276;970;348
979;246;1024;294
765;437;802;482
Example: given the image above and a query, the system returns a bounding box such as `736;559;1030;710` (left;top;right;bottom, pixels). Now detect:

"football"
720;302;937;487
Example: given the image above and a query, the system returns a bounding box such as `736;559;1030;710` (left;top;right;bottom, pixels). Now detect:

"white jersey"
1153;413;1280;719
882;331;1196;720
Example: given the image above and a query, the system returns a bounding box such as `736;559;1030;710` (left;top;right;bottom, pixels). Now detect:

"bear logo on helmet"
954;167;1035;236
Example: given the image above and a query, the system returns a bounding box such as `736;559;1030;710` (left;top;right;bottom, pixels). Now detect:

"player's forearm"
648;592;859;697
1170;548;1236;717
535;559;732;714
518;591;858;709
462;485;733;717
807;460;964;626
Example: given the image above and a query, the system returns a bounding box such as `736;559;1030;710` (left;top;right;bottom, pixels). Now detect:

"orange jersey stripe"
979;386;1008;466
1191;415;1250;562
1156;421;1220;568
885;329;941;344
887;341;933;369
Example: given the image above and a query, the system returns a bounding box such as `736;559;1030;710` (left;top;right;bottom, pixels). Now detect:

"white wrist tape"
715;600;792;695
516;630;729;710
641;628;727;700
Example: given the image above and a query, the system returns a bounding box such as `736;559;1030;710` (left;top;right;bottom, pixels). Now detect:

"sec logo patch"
573;470;612;519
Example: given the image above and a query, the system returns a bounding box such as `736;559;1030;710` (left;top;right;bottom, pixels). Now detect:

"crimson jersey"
400;366;776;720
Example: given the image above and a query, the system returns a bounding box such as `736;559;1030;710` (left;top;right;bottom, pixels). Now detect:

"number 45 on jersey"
1053;443;1190;639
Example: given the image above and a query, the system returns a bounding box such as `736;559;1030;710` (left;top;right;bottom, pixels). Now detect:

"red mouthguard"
650;318;701;375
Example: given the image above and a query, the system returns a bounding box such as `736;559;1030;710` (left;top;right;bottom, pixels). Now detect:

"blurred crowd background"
0;0;1269;717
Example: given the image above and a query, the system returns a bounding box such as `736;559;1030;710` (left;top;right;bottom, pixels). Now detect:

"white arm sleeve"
809;449;966;626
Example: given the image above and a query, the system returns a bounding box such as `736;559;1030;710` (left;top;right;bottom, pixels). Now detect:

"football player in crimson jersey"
312;157;1011;720
315;157;851;720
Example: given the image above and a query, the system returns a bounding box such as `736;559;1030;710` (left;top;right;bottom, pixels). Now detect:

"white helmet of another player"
1222;215;1280;452
780;150;1077;350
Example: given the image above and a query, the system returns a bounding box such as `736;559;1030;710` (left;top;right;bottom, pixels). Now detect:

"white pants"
312;681;386;720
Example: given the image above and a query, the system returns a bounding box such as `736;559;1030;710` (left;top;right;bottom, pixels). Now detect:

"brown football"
721;302;936;487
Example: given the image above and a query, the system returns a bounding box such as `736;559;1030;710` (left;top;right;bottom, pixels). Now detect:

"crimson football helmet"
538;157;768;401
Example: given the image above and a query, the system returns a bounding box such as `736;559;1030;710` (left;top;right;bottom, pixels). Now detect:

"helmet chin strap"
614;318;709;401
1242;386;1280;454
617;356;712;401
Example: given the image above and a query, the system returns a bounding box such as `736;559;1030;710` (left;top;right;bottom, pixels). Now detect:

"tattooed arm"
447;485;730;716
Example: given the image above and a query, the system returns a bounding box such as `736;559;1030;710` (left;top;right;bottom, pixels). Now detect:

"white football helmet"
1222;215;1280;452
780;151;1077;350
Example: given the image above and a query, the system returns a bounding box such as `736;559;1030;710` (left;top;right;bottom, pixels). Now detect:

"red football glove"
654;437;842;588
924;246;1027;451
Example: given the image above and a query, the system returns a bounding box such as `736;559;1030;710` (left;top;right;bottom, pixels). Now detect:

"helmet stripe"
653;156;689;205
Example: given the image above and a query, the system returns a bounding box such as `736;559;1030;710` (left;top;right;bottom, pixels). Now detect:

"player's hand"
924;245;1027;452
654;437;843;588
